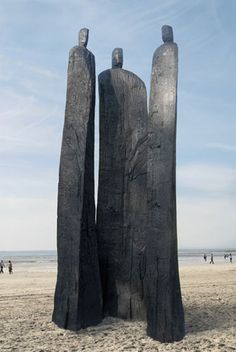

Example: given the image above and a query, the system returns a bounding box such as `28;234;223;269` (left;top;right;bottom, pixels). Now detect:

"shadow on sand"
185;301;236;334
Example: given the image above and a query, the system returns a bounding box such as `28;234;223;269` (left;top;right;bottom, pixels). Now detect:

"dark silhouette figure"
145;25;185;342
203;254;207;262
8;261;13;274
53;28;102;331
229;253;232;263
97;48;148;321
210;253;214;264
0;260;5;274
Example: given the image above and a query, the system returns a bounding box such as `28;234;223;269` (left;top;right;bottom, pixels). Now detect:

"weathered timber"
97;48;148;321
145;25;185;342
53;28;102;330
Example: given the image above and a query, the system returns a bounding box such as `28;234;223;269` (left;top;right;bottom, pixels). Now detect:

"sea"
0;249;235;273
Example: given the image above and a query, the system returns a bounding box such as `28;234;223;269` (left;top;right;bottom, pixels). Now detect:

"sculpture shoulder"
99;68;146;91
98;69;111;84
121;69;146;89
69;45;95;60
152;42;178;64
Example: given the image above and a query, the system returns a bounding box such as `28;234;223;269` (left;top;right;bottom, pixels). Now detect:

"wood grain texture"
53;45;102;330
145;40;185;342
97;68;148;321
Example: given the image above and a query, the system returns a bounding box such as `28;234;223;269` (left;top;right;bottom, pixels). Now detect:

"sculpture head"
162;25;173;43
112;48;123;68
79;28;89;47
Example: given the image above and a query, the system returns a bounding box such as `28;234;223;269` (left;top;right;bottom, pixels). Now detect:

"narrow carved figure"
53;28;102;330
145;25;185;342
97;48;148;320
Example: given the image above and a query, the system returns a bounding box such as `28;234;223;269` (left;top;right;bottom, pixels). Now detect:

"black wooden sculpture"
97;48;148;320
145;24;185;342
53;26;185;343
53;28;102;330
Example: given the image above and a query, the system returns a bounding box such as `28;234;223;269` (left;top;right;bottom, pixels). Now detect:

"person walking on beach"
0;260;5;273
229;253;232;263
8;260;13;274
203;254;207;262
210;253;214;264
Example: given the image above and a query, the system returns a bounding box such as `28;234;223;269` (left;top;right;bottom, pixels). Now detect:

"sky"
0;0;236;250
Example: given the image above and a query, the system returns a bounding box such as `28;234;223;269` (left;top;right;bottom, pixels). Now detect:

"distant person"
8;260;13;274
210;253;214;264
0;260;5;273
224;254;227;260
229;253;232;263
203;254;207;262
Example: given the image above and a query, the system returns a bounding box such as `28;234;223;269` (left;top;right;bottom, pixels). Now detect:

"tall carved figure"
53;28;102;330
145;25;185;342
97;49;148;320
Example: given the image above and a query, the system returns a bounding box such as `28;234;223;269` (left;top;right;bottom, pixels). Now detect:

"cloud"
206;143;236;152
177;162;236;248
0;89;62;155
178;196;236;249
0;52;64;156
0;0;235;250
25;64;61;79
0;55;62;82
0;196;56;250
177;163;236;196
0;169;57;198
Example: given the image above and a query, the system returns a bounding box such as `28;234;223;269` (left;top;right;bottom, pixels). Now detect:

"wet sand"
0;263;235;351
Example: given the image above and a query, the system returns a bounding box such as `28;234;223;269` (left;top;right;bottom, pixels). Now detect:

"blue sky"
0;0;235;250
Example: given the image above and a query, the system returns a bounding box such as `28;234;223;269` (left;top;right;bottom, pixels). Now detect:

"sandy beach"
0;262;235;352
